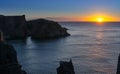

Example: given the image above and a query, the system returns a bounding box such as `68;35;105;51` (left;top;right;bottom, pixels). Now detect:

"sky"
0;0;120;21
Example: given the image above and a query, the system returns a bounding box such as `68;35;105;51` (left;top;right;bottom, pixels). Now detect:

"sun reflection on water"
88;26;113;73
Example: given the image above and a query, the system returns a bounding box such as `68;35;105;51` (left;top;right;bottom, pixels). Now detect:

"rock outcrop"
0;42;26;74
0;32;26;74
117;54;120;74
57;60;75;74
27;19;70;39
0;15;70;40
0;15;27;39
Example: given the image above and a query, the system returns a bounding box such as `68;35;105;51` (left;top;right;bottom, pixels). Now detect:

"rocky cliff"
0;42;26;74
0;15;70;40
117;54;120;74
27;19;70;39
0;15;27;39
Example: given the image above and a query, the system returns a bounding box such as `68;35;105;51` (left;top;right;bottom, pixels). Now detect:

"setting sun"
83;13;118;22
97;18;103;22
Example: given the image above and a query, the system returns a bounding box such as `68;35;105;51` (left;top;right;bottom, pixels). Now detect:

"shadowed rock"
0;15;27;39
27;19;70;39
0;31;26;74
117;54;120;74
0;15;70;40
57;60;75;74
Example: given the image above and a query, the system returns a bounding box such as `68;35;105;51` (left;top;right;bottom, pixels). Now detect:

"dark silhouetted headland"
27;19;70;39
0;15;27;39
0;31;26;74
0;15;70;40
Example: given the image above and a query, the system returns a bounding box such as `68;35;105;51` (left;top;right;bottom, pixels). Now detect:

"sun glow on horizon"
80;13;118;22
97;18;104;22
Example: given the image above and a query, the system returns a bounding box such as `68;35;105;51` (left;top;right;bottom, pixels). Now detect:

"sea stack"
0;31;26;74
117;54;120;74
27;19;70;39
57;60;75;74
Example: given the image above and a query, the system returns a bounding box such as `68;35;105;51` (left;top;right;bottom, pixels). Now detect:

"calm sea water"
7;22;120;74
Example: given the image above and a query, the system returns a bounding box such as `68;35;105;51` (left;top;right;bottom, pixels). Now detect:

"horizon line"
58;21;120;23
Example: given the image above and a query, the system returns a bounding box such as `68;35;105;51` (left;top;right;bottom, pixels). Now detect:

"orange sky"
43;14;120;22
27;12;120;22
75;13;120;22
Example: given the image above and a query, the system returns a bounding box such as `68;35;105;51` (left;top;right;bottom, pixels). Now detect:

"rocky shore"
0;32;26;74
0;15;70;40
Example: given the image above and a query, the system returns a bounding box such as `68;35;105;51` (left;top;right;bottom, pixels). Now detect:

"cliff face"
117;54;120;74
0;15;27;39
0;41;26;74
0;15;70;40
27;19;70;39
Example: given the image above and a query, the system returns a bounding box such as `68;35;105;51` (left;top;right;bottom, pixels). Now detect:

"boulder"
0;42;26;74
27;19;70;39
57;60;75;74
0;15;27;39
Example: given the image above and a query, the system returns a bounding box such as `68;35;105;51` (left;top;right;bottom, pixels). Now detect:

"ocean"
7;22;120;74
